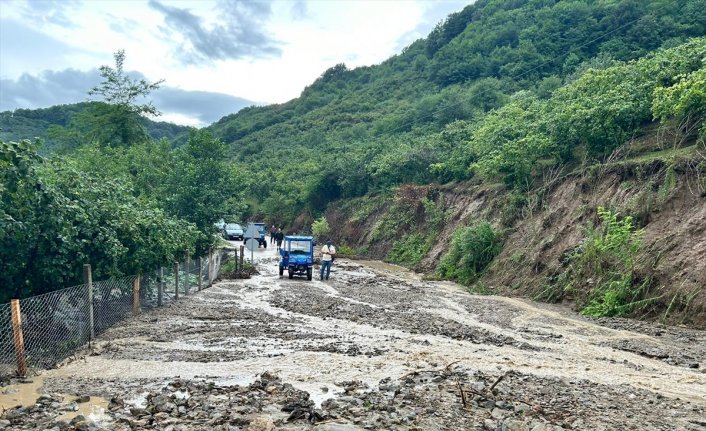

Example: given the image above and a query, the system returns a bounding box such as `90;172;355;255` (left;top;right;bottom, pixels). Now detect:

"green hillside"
0;102;190;154
206;0;705;222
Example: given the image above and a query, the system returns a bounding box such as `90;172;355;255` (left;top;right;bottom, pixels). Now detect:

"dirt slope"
329;150;706;328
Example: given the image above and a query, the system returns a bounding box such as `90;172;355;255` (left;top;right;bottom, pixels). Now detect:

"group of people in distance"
270;225;337;281
269;225;285;250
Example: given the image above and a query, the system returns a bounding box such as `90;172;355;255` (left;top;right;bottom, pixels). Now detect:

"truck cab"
279;236;314;280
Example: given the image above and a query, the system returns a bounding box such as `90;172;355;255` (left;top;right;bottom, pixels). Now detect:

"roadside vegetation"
437;222;503;286
0;52;243;301
536;208;649;317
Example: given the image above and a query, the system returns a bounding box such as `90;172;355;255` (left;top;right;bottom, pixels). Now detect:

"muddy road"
2;247;706;430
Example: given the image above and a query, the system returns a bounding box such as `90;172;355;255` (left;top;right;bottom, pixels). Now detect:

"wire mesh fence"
0;249;225;379
93;275;137;337
0;304;15;379
20;284;91;370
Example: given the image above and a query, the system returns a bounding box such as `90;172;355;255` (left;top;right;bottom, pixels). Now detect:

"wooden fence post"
133;275;141;316
158;267;164;307
174;262;180;300
83;264;95;343
197;257;203;291
10;299;27;377
185;253;190;295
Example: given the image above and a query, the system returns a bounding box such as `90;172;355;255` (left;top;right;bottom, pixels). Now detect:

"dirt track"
2;248;706;430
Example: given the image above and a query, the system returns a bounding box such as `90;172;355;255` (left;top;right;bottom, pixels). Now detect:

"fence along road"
0;249;224;380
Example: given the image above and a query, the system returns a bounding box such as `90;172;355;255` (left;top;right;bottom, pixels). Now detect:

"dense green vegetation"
1;53;243;301
203;0;705;222
0;132;241;302
437;222;503;285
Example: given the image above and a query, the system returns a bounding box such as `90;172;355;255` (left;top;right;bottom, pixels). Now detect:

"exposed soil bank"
2;255;704;430
329;150;706;328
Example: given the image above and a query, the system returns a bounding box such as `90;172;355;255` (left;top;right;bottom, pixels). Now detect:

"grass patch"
387;233;432;267
545;207;658;317
437;221;503;285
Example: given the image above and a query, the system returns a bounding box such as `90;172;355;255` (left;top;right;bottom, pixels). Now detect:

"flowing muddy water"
3;249;705;430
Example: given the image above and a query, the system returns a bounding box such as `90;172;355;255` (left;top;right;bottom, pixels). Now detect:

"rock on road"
4;252;706;430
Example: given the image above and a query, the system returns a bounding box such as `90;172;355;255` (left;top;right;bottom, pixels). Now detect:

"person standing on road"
275;228;284;251
320;240;336;281
270;225;276;244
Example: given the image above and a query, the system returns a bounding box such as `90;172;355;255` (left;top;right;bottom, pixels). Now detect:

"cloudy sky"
0;0;469;126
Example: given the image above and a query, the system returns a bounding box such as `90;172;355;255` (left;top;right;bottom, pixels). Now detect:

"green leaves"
89;50;164;117
555;207;647;317
437;221;503;286
164;130;246;253
0;139;198;302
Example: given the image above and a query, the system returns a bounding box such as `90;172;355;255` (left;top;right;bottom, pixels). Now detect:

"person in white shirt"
320;240;336;280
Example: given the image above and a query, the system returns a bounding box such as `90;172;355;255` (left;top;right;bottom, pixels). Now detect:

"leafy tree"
652;65;706;144
165;130;246;253
311;216;331;242
0;139;195;301
49;50;165;149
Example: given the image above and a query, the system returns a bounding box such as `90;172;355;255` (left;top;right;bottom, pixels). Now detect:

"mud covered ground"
2;250;705;430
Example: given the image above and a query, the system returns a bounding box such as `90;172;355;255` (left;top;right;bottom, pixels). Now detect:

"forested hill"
0;102;190;154
205;0;705;220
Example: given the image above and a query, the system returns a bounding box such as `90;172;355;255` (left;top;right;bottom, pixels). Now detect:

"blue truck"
244;222;267;248
279;236;314;280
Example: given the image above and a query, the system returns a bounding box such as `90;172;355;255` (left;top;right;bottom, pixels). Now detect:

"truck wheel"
306;267;312;281
279;266;284;276
263;241;267;249
288;268;294;279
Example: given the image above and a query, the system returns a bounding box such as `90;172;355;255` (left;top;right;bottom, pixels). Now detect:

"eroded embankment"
1;256;705;430
328;153;706;328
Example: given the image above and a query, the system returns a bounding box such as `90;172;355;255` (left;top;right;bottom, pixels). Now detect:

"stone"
314;424;366;431
481;399;496;409
130;407;148;416
156;401;177;413
502;419;529;431
53;419;71;430
70;415;87;425
77;395;91;403
491;408;506;419
484;419;497;430
4;407;28;420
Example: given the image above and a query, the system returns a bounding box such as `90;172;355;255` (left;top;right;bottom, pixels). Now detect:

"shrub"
437;221;503;285
387;233;431;267
311;216;331;242
558;207;654;317
335;244;355;256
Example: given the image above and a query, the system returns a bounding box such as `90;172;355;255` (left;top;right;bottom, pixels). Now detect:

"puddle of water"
56;397;110;423
213;375;256;387
0;377;44;409
353;260;420;281
0;376;110;424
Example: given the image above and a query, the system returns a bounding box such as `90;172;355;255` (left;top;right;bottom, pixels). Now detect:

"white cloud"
1;0;472;123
